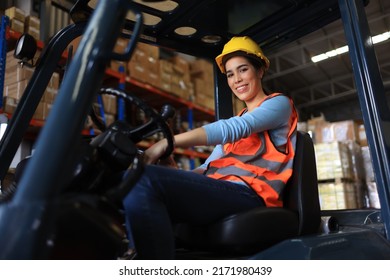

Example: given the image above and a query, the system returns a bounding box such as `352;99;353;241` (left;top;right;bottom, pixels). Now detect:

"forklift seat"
175;131;321;255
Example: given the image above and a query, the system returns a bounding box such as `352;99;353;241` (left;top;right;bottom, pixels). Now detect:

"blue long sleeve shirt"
198;94;292;170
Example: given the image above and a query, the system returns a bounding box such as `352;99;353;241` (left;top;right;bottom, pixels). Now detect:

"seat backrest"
284;130;321;235
174;131;321;256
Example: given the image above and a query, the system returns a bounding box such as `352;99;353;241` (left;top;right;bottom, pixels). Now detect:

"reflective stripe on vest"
205;93;297;207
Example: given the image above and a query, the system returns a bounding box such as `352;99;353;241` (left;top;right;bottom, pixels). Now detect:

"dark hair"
222;51;266;73
246;55;264;72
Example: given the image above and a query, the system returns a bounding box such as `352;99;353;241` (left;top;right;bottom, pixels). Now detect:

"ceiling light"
201;35;222;44
311;45;349;63
372;31;390;44
174;27;197;36
311;31;389;63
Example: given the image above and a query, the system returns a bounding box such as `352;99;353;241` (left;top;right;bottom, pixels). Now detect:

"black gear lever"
160;104;176;121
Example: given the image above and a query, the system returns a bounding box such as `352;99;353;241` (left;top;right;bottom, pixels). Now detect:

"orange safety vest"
205;93;298;207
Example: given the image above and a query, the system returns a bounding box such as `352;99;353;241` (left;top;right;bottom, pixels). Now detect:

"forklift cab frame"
0;0;390;259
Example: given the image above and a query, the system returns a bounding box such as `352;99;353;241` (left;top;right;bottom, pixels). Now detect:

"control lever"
160;104;176;121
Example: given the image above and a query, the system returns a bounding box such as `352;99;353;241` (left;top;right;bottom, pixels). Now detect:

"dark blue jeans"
122;165;265;259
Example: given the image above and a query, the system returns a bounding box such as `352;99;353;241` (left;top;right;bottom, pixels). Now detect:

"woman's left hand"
143;139;168;164
157;155;178;168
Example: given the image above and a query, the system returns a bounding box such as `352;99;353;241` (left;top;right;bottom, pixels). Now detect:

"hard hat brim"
215;50;269;74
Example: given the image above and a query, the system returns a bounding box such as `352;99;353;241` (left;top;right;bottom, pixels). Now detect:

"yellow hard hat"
215;36;270;74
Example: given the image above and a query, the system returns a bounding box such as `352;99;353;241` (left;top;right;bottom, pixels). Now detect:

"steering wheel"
75;87;176;201
98;87;176;158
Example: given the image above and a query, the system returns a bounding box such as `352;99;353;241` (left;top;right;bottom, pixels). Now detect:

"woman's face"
225;56;263;102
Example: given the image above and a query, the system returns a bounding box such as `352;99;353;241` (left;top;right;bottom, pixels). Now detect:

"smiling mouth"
236;84;248;92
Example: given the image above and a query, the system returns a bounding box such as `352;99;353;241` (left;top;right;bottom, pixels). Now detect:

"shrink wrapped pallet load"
318;181;357;210
314;141;353;181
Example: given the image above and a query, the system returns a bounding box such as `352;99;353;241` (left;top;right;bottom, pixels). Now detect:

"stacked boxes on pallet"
315;141;353;181
111;40;215;111
305;116;372;210
190;58;215;111
5;6;40;40
2;6;48;119
111;40;195;102
171;55;194;101
24;15;40;41
315;141;361;210
5;6;25;34
69;37;217;113
2;51;59;121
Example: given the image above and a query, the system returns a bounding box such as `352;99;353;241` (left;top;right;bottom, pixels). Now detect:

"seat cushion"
175;207;299;255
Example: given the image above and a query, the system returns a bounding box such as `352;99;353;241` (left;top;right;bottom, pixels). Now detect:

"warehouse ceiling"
61;0;390;122
262;0;390;122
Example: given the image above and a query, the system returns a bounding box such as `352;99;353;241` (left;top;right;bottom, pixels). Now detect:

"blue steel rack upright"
0;16;9;110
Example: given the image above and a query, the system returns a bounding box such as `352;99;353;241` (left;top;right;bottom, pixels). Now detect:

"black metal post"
0;23;86;182
214;64;233;120
339;0;390;239
0;0;138;259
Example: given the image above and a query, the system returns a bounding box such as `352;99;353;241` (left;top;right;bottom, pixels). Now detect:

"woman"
122;36;298;259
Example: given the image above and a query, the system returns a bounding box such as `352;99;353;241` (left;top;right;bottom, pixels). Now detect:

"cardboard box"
233;97;245;115
159;59;173;74
315;120;360;144
2;97;18;115
307;114;327;143
102;94;117;115
128;47;159;82
33;101;51;120
332;120;359;142
2;97;50;121
42;88;58;104
25;15;40;30
146;71;160;88
105;113;116;127
190;58;214;79
4;65;34;86
5;6;26;22
49;72;60;89
155;59;173;92
315;141;353;180
358;124;367;146
193;77;214;97
171;55;191;82
171;78;193;100
5;51;21;68
4;79;29;99
10;18;24;33
318;182;357;210
136;42;160;60
26;25;40;41
110;60;126;73
194;93;215;111
128;63;147;82
158;80;171;93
